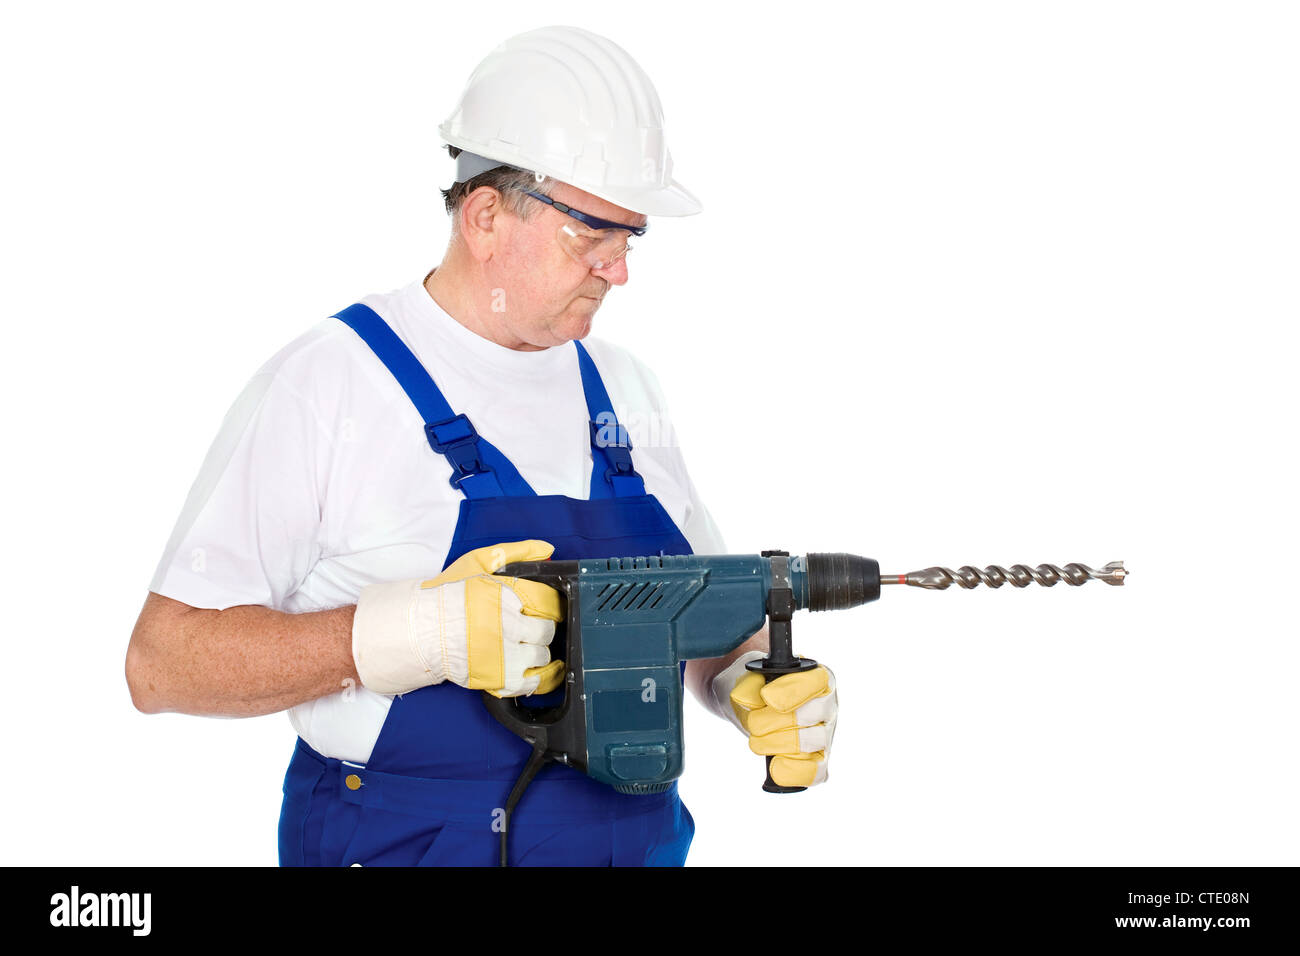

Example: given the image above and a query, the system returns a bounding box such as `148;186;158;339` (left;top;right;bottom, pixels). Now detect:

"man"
126;25;837;866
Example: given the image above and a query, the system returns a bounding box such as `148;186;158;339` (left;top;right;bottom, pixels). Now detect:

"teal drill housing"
484;552;881;796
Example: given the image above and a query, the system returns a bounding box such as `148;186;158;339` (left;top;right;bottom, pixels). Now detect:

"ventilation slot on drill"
618;581;666;611
636;583;664;610
613;781;674;795
593;580;678;614
595;583;623;611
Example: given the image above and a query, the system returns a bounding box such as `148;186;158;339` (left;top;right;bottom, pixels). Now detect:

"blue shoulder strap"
574;341;647;499
333;304;535;499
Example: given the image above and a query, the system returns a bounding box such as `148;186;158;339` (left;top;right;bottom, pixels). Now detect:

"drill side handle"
750;563;819;793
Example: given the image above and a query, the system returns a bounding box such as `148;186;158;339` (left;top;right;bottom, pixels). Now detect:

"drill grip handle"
754;555;816;794
747;656;820;794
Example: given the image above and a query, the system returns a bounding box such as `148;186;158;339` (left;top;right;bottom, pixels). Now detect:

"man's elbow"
126;595;179;714
125;637;167;714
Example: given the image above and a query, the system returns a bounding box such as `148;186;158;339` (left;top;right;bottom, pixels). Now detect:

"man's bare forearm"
126;592;358;717
684;623;770;719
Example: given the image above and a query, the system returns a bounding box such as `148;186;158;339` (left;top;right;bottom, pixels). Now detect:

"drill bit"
881;561;1127;590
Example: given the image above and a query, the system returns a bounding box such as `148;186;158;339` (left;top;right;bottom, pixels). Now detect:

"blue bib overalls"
277;304;696;866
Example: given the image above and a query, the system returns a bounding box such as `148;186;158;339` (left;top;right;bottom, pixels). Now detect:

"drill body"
485;552;880;793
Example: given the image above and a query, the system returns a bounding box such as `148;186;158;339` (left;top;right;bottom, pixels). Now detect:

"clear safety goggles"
522;190;647;270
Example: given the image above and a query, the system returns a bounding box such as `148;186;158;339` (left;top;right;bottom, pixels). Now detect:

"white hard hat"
439;25;701;217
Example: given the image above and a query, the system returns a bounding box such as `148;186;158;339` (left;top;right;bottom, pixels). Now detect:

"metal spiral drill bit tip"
882;561;1127;590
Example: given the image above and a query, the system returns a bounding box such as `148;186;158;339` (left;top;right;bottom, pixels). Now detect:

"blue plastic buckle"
426;414;494;488
590;420;641;480
604;457;638;480
589;419;632;451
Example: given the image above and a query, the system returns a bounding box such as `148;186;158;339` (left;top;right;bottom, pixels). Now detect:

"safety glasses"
522;190;647;271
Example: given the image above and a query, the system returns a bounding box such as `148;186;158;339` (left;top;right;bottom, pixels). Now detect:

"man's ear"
459;186;506;262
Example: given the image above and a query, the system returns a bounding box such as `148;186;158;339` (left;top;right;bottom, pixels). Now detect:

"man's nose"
592;256;629;286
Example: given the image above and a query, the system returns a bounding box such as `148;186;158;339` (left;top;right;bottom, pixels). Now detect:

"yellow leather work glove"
353;540;565;698
712;651;837;788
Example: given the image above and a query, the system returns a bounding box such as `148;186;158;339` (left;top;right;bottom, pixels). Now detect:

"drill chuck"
796;553;882;611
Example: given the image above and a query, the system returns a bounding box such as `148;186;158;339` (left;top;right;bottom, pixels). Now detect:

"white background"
2;1;1296;866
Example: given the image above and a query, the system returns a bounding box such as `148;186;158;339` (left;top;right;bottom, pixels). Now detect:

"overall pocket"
333;804;449;867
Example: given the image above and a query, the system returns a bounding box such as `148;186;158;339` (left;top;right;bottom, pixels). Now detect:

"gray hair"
440;146;555;232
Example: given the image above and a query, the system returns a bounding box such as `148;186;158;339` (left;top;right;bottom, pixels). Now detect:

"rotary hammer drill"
484;550;1125;862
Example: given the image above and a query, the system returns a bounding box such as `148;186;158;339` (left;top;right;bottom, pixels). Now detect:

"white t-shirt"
149;277;726;764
